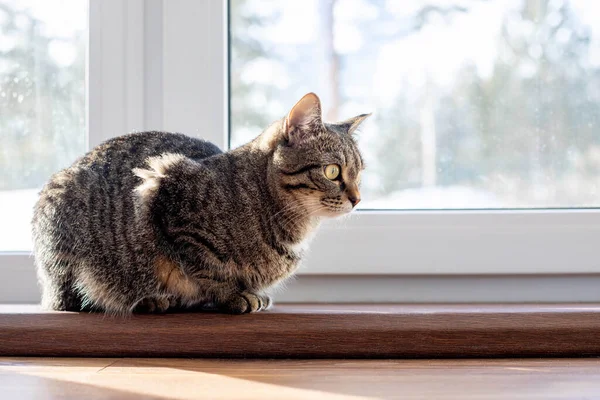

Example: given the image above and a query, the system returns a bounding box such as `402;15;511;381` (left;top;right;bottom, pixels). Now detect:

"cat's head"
260;93;370;217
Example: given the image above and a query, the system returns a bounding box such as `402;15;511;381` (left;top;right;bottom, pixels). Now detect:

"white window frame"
2;0;600;304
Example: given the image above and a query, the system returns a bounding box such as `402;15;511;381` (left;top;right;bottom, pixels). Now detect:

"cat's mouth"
319;199;354;217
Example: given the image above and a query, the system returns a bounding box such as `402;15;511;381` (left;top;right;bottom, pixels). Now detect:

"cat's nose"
348;195;361;207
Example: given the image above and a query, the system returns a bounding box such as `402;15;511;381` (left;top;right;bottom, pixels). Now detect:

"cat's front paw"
259;294;273;310
221;292;271;314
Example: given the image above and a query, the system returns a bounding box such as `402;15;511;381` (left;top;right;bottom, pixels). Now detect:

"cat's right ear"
283;92;323;146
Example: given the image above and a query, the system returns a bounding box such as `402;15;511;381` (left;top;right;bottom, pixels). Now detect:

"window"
0;0;86;252
230;0;600;210
2;0;599;304
227;0;600;281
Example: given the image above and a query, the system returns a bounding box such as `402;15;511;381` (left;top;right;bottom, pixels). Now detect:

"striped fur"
31;93;369;314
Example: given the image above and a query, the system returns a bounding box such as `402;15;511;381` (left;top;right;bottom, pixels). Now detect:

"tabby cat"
32;93;369;314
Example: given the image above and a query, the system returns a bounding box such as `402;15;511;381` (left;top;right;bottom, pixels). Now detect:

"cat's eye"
323;164;341;180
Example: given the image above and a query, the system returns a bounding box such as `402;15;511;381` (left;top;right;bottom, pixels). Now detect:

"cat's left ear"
336;113;372;135
284;92;323;145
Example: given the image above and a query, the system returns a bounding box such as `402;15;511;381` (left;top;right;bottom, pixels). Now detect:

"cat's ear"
284;92;323;145
336;113;371;135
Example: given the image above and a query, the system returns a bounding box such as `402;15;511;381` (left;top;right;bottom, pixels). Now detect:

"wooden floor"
1;358;599;399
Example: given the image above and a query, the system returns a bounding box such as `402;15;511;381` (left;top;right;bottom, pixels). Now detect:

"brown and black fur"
32;93;369;314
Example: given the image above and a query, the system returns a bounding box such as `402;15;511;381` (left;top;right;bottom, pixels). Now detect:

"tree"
0;2;85;190
439;0;600;205
370;0;600;206
229;0;282;145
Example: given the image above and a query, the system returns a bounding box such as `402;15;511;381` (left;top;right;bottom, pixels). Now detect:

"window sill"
1;304;599;358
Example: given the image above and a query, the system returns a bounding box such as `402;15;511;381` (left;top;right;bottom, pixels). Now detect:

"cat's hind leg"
37;259;83;311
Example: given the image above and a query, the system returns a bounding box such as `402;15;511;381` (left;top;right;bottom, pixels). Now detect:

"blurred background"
2;0;600;251
0;0;85;251
230;0;600;209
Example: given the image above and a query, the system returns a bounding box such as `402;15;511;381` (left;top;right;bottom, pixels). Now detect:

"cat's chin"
318;208;353;218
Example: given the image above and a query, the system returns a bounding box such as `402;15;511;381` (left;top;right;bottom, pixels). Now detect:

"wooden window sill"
1;304;599;358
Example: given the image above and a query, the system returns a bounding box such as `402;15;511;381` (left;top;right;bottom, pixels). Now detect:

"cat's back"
32;131;222;261
78;131;222;171
42;131;221;193
36;131;221;210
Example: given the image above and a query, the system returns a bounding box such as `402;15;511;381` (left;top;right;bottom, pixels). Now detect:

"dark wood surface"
2;358;600;399
1;304;600;358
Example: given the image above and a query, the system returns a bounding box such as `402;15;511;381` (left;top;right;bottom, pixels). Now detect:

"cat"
32;92;369;314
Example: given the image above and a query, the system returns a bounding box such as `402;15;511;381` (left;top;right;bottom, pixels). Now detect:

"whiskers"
320;197;352;215
270;200;326;234
268;201;303;224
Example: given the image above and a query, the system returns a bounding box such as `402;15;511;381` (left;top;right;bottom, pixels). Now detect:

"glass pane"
230;0;600;209
0;0;87;251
